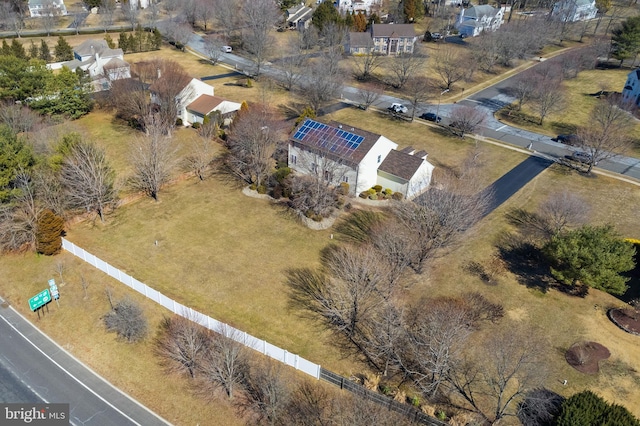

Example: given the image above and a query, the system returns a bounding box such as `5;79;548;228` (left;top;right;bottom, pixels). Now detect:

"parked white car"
388;103;408;114
221;45;232;53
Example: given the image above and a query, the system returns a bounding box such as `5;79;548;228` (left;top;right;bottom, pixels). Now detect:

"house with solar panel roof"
289;119;434;199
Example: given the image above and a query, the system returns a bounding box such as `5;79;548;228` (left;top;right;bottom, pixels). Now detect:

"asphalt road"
0;298;171;426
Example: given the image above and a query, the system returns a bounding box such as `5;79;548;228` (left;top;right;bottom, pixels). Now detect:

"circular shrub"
373;185;383;193
565;341;610;374
608;308;640;336
369;194;378;200
191;122;201;129
392;192;404;201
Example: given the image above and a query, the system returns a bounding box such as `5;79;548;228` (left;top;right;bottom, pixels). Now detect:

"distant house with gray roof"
622;69;640;108
286;4;313;30
61;39;130;91
455;5;505;37
551;0;597;22
347;24;417;55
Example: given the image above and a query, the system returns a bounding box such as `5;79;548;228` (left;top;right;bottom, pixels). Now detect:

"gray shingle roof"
378;150;424;181
371;24;415;38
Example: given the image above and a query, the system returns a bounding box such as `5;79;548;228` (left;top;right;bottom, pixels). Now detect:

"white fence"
62;238;321;379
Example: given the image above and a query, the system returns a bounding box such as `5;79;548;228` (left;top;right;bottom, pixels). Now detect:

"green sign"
28;289;51;311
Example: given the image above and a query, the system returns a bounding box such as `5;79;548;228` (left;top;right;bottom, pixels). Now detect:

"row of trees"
1;36;74;62
154;314;416;425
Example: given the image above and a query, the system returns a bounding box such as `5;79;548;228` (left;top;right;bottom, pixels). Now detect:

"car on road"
221;45;232;53
420;112;442;123
571;151;596;165
431;33;444;40
388;103;408;114
554;134;578;145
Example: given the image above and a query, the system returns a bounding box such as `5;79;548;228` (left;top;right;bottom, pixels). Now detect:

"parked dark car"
419;112;442;123
555;134;579;145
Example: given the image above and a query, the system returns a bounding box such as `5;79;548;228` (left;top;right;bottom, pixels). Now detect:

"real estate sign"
28;289;51;311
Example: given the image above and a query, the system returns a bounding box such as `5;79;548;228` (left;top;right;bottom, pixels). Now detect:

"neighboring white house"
551;0;597;22
455;5;505;37
59;39;130;91
129;0;150;9
288;119;434;199
622;69;640;108
347;24;417;55
286;4;313;30
150;75;215;125
28;0;67;17
336;0;382;15
185;95;242;125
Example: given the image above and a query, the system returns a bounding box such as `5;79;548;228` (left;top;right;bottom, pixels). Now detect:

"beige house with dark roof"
186;95;242;125
288;119;433;198
348;24;417;55
150;76;214;125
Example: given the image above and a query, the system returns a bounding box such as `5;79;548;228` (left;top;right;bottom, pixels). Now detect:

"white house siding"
176;80;214;124
376;171;409;196
355;136;397;193
288;143;358;193
405;161;434;199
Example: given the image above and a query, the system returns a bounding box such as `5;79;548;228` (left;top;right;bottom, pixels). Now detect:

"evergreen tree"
104;33;116;49
11;39;27;60
36;209;64;256
543;225;636;295
39;40;52;62
118;32;130;53
54;36;73;61
0;125;35;202
402;0;425;22
345;11;354;29
556;391;640;426
312;1;342;32
28;40;39;60
611;16;640;65
368;13;381;27
152;28;162;50
353;12;368;32
128;34;136;53
1;40;11;56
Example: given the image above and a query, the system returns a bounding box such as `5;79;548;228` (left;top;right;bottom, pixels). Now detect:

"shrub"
176;118;183;126
103;298;147;342
411;395;420;407
191;122;201;129
367;188;377;196
369;193;378;200
36;210;64;256
392;192;404;201
359;191;368;198
339;182;350;196
250;184;257;191
272;184;283;199
273;167;291;184
384;188;393;195
245;79;253;88
373;185;382;193
257;184;267;194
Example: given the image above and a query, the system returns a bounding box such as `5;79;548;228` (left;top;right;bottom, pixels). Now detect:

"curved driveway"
0;298;171;426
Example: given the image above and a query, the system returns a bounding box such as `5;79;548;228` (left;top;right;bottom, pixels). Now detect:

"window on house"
291;154;297;165
324;170;331;181
377;155;382;163
342;176;349;183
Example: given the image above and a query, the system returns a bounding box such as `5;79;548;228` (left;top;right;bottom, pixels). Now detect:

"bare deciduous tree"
198;325;248;399
102;298;148;343
387;51;425;89
299;48;343;113
401;297;473;398
184;136;216;181
40;0;62;36
352;40;384;81
531;66;565;125
538;190;590;235
99;0;117;31
279;36;308;91
155;315;211;378
447;327;548;424
576;96;634;174
203;35;224;65
403;76;431;121
241;0;281;76
60;140;117;222
129;115;177;201
0;170;40;252
213;0;241;41
392;168;491;273
240;361;292;425
225;105;279;188
509;72;536;111
356;82;384;110
449;105;486;138
433;46;465;91
162;20;193;51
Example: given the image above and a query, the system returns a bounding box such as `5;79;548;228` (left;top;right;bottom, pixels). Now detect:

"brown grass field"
1;29;640;424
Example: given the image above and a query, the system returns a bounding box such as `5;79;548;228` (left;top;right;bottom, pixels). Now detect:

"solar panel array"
293;119;365;157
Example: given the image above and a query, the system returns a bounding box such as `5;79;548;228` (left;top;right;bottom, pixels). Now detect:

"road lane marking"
496;125;507;131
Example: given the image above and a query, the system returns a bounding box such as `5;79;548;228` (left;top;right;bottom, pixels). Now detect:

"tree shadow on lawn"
496;229;588;297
